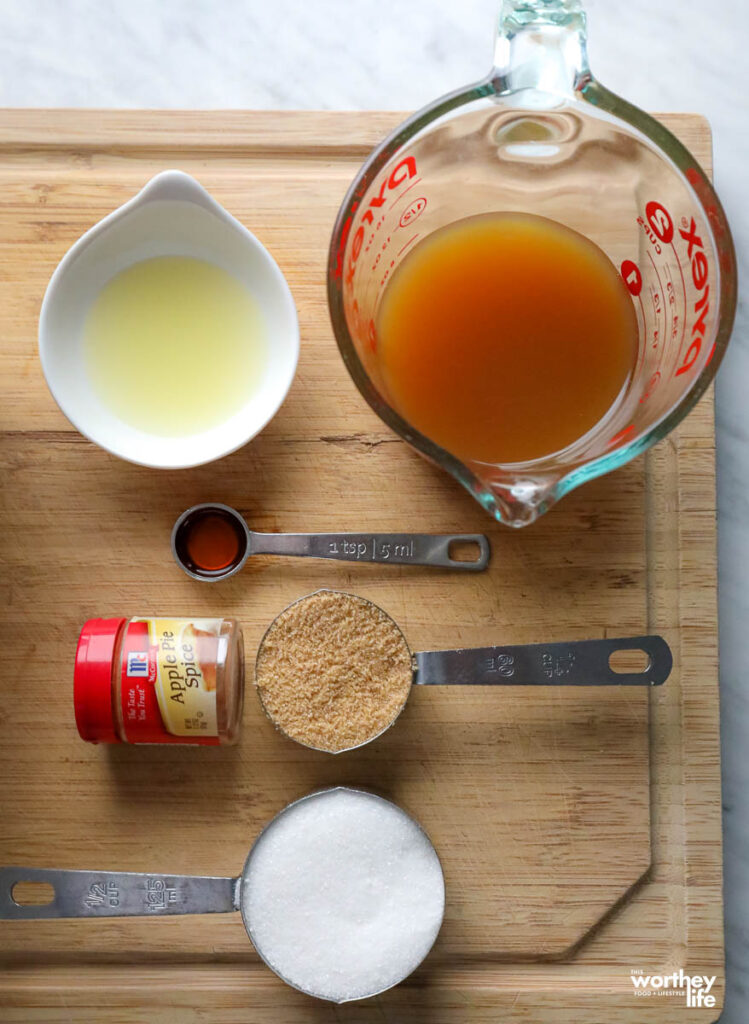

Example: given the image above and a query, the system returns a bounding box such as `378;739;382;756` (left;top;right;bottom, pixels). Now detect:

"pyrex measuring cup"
254;590;672;753
327;0;737;526
0;788;445;1004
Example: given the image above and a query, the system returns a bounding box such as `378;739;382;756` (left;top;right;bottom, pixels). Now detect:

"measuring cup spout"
472;469;563;528
493;0;590;99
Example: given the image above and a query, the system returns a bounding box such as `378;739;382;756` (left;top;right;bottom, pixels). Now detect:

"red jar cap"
74;618;127;743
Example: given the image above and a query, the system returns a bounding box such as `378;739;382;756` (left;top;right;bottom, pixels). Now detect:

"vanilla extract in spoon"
171;503;490;580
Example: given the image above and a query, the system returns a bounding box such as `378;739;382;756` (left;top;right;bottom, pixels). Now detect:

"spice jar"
74;616;244;745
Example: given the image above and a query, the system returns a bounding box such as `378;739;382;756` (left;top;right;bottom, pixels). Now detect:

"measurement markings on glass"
387;176;422;210
396;233;420;259
671;233;689;363
634;289;647;376
646;249;668;351
662;261;680;352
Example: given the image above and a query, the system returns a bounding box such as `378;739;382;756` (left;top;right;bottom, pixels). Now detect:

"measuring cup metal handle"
414;635;672;687
249;532;490;570
0;866;240;919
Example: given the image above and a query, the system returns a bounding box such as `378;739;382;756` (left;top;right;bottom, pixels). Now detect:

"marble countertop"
0;0;746;1018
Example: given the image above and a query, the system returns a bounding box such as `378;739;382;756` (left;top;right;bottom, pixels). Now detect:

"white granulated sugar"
242;788;445;1003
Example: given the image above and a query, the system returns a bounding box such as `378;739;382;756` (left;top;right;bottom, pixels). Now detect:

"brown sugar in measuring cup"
254;590;673;754
255;590;412;753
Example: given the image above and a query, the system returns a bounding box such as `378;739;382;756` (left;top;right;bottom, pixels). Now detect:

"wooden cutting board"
0;110;722;1022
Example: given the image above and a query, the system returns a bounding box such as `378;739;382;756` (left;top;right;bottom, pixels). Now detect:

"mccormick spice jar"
74;616;244;745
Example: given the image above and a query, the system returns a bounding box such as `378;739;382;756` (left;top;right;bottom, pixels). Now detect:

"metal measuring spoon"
254;590;673;754
0;788;445;1004
171;502;490;580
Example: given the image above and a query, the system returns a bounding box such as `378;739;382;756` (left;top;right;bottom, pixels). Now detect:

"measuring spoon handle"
414;635;672;686
0;866;239;919
249;532;490;570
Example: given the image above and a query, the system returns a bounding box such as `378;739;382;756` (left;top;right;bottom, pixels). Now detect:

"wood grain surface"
0;110;722;1022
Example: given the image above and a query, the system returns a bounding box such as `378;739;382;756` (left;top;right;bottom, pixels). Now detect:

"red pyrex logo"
335;157;418;285
676;216;711;376
623;200;712;379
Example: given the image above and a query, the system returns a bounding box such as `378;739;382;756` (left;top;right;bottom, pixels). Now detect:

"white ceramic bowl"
39;170;299;469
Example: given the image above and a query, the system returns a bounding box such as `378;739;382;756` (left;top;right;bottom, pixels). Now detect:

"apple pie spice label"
120;618;221;744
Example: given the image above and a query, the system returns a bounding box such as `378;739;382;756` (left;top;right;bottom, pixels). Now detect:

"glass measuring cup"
0;788;445;1004
254;590;673;753
327;0;737;526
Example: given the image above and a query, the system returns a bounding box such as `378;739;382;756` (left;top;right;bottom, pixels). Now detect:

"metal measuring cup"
172;503;490;580
254;590;673;754
0;787;445;1004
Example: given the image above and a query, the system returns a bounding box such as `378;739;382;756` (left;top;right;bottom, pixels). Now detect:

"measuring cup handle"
414;635;672;687
250;532;490;571
0;866;239;919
